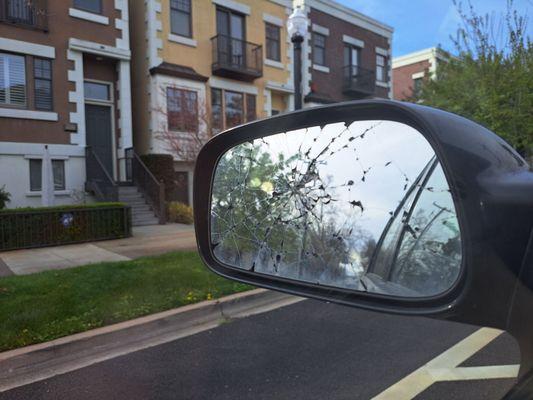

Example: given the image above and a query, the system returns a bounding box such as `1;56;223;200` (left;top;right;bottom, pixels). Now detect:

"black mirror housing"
194;100;533;364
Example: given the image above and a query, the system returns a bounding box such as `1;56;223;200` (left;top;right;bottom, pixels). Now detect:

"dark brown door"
86;104;114;176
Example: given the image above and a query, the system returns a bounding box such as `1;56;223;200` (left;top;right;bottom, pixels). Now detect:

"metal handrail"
85;147;118;202
125;148;166;224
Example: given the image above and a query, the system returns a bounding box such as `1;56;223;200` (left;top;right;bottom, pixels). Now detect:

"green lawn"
0;251;251;352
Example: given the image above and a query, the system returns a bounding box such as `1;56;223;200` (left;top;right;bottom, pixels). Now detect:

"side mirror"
194;100;533;381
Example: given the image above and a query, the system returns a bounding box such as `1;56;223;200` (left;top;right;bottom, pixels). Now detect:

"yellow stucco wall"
158;0;292;118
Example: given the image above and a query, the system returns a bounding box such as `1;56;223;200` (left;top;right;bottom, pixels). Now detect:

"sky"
335;0;532;58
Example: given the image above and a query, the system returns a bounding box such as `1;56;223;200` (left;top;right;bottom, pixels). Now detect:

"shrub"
168;202;193;224
0;185;11;210
0;203;131;251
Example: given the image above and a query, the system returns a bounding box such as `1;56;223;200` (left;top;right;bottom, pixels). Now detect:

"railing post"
159;181;166;224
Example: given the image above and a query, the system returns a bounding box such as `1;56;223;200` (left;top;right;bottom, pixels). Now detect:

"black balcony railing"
342;66;376;96
211;34;263;81
0;0;48;31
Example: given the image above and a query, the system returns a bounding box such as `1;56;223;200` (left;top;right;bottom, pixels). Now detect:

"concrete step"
132;216;159;225
118;186;139;193
130;206;153;214
119;193;144;200
121;199;148;207
132;219;159;226
133;210;158;219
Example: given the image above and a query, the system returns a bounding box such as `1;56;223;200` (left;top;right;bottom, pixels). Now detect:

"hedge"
0;203;131;251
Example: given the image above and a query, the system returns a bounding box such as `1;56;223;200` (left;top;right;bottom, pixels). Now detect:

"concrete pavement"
0;223;196;275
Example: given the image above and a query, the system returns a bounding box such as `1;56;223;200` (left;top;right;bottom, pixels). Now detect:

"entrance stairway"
118;186;159;226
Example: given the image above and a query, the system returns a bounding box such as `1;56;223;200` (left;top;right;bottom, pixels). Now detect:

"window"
376;55;387;82
211;89;256;133
73;0;102;14
265;23;281;61
312;33;326;66
343;45;360;78
413;77;423;95
84;81;111;101
0;52;26;107
224;91;243;129
167;87;198;132
246;94;256;122
170;0;192;38
29;159;65;192
34;58;52;110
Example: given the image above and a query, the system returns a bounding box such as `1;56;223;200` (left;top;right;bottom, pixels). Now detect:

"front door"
85;104;114;176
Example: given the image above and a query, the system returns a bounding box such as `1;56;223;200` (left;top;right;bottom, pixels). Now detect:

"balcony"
342;66;376;97
0;0;48;31
211;34;263;82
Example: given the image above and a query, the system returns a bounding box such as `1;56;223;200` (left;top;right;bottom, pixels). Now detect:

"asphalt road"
0;300;520;400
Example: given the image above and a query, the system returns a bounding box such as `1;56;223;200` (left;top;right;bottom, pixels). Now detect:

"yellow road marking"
372;328;519;400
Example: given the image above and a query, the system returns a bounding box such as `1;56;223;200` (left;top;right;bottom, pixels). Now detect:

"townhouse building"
294;0;393;106
130;0;294;205
0;0;132;208
392;47;447;101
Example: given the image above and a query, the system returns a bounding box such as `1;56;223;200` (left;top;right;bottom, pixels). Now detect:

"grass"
0;251;251;352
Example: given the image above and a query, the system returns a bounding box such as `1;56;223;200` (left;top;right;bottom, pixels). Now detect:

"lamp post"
287;8;308;110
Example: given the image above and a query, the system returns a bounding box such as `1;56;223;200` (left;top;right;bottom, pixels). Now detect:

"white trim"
114;0;130;50
376;81;389;88
392;47;446;69
264;88;271;117
412;71;425;80
263;13;283;27
146;0;163;69
24;155;70;160
69;8;109;25
168;34;197;47
312;23;329;36
296;0;393;39
266;80;294;93
343;35;364;48
376;47;388;57
312;64;329;73
69;38;131;60
268;0;292;7
212;0;250;15
117;59;133;150
0;142;85;157
264;59;285;69
26;190;72;197
0;37;55;58
209;77;258;95
67;49;85;146
0;108;58;121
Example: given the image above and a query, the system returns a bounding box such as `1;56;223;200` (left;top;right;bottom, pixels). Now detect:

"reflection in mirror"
210;120;462;298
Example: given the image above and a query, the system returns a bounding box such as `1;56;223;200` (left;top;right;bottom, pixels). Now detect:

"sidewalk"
0;223;196;276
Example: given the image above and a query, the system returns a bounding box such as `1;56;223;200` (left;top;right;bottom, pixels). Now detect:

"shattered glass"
210;120;462;297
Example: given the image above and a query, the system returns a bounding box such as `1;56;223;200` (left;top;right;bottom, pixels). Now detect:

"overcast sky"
335;0;532;57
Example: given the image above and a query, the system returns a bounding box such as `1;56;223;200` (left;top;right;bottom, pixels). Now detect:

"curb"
0;288;304;393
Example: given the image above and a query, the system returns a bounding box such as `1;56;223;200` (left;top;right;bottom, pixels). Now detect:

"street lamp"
287;7;308;110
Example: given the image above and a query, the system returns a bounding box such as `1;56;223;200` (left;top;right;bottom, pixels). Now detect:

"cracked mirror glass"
210;120;462;297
